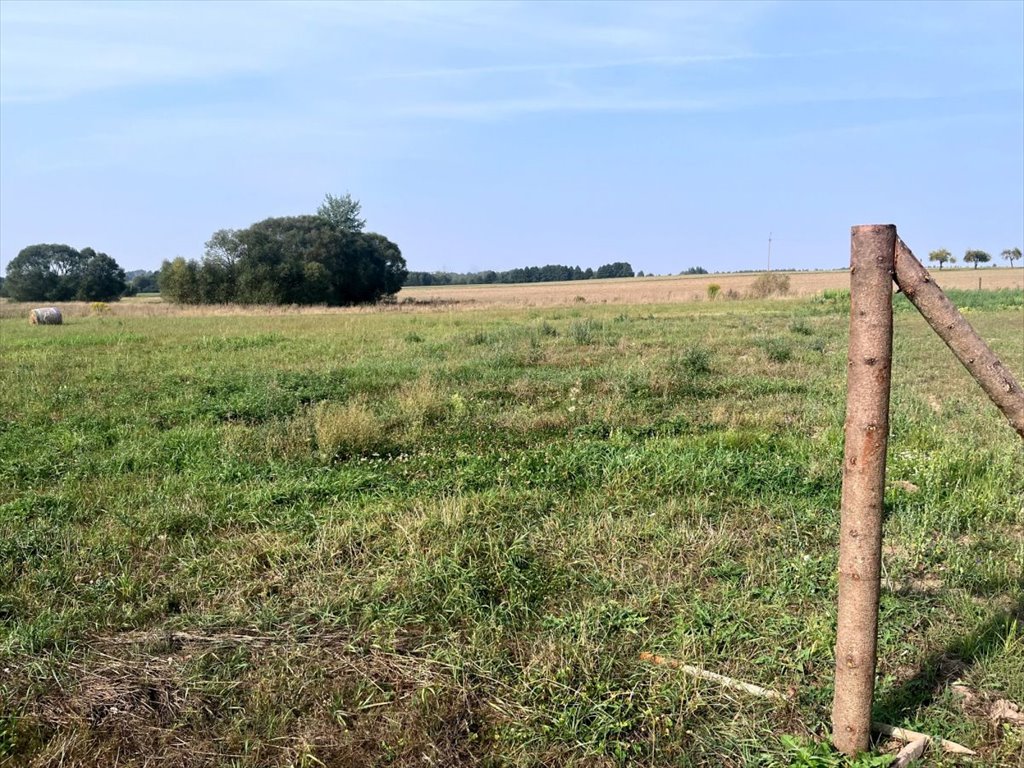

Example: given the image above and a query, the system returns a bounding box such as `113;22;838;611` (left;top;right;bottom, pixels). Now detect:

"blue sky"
2;0;1022;275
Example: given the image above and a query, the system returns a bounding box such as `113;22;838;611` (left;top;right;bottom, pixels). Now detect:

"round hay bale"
30;307;63;325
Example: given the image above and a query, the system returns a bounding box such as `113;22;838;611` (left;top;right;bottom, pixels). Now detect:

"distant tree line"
1;244;127;302
405;261;635;286
124;269;161;294
160;194;407;305
928;247;1021;269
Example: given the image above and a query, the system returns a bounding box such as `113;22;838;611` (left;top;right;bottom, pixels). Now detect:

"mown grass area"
1;293;1022;767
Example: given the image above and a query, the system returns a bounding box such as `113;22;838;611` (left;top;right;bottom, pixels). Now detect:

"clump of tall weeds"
313;398;384;459
748;273;790;298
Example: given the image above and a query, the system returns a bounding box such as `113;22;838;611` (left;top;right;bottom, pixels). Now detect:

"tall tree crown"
317;193;366;233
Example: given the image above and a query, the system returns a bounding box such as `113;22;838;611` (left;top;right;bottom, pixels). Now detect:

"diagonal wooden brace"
893;239;1024;440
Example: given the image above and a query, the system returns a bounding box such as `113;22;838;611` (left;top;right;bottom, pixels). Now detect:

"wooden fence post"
833;224;897;755
893;239;1024;439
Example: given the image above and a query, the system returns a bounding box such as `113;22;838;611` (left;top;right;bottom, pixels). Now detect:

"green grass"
895;288;1024;313
1;297;1022;767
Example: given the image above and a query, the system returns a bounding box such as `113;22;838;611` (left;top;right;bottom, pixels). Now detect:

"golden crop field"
398;267;1024;308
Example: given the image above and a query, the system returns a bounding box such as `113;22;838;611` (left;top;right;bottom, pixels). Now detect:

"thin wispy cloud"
765;108;1024;146
1;0;765;102
387;84;1018;122
356;52;800;83
389;96;718;121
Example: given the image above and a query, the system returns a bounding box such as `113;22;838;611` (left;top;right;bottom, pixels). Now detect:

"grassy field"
1;285;1022;766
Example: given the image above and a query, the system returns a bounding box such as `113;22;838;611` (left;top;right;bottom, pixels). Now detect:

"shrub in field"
680;345;713;376
789;319;813;336
653;345;714;397
570;318;600;345
313;399;383;458
748;272;790;298
762;338;793;363
706;284;721;300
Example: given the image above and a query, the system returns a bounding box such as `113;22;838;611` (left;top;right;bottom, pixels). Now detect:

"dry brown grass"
313;398;384;459
1;267;1019;319
15;629;487;768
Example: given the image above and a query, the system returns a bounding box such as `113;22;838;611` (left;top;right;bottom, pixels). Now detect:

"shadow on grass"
872;599;1023;725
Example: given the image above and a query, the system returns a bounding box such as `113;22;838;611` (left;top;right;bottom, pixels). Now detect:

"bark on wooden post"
833;224;897;755
894;239;1024;440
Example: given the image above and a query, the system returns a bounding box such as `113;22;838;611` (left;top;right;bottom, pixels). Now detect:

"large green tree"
163;215;406;306
232;216;405;304
159;257;200;303
4;243;81;300
927;248;953;269
2;243;122;301
963;249;992;269
76;248;127;301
